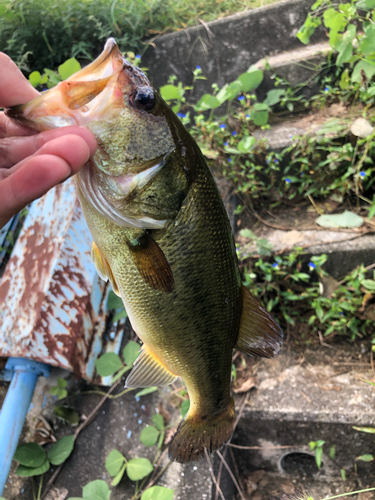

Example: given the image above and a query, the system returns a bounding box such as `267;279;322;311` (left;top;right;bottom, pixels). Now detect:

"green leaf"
309;441;317;450
353;426;375;434
53;406;80;426
195;94;220;111
361;279;375;291
351;59;375;83
215;84;231;104
181;399;190;417
357;454;374;462
44;68;61;88
160;85;180;101
251;109;269;126
315;446;323;469
140;426;160;447
111;463;126;487
329;445;336;459
14;443;46;467
296;13;321;44
126;457;153;481
141;486;174;500
315;211;364;228
341;468;346;481
29;71;42;88
48;435;74;466
226;81;243;101
105;449;125;476
237;68;263;92
365;0;375;7
135;387;158;397
237;135;256;153
58;58;81;80
82;480;111;500
107;290;124;310
16;459;50;477
50;386;60;396
113;309;127;322
336;41;353;66
323;8;346;32
57;377;67;389
264;89;286;106
95;353;123;377
240;229;256;239
123;341;140;366
152;413;164;430
360;25;375;54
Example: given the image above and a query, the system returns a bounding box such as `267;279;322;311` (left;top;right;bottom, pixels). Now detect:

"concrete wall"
142;0;327;98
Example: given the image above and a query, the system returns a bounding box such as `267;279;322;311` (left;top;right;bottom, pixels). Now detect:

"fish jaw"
5;38;149;132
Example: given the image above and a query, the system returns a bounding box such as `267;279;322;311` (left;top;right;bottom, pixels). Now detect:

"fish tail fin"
168;398;235;463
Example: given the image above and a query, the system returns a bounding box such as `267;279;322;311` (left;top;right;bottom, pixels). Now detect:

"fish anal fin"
128;232;174;293
235;285;283;358
125;347;178;389
91;241;120;296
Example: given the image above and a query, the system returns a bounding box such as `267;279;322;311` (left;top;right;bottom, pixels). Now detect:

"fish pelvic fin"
168;398;235;463
235;284;283;358
91;241;120;296
125;346;178;389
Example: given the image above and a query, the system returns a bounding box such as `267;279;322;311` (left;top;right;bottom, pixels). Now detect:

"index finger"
0;53;39;107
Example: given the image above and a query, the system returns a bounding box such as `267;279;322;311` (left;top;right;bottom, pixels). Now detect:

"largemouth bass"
7;39;282;463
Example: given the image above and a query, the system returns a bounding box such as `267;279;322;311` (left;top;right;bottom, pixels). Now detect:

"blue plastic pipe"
0;358;50;495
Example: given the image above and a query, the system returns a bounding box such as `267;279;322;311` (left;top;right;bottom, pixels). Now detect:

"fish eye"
133;87;155;112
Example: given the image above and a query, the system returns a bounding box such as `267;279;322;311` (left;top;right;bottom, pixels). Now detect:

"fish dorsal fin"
128;232;174;294
60;77;111;110
91;241;120;296
235;285;283;358
125;347;178;388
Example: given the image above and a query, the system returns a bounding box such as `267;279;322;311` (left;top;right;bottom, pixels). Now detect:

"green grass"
0;0;281;74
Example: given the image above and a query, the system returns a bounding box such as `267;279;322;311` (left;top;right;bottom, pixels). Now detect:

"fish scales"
6;38;283;463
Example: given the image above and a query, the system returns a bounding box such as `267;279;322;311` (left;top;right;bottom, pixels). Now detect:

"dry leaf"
233;375;257;393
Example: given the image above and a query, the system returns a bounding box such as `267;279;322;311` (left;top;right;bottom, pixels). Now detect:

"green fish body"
7;39;282;462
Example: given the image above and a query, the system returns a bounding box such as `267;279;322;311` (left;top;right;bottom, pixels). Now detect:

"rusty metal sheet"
0;179;123;382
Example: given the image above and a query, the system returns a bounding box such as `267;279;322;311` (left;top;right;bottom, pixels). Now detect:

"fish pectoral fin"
235;285;283;358
91;241;120;296
128;231;174;294
125;347;178;388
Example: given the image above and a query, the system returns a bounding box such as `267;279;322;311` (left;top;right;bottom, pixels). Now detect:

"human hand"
0;53;97;229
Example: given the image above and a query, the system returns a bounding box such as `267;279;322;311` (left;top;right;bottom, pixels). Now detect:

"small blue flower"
228;158;232;163
196;65;201;70
272;263;278;269
285;178;291;183
245;114;250;118
224;142;228;146
301;172;304;177
177;112;186;118
360;171;366;178
219;124;226;129
135;54;141;59
324;86;329;92
232;131;237;136
290;135;294;139
274;159;279;164
308;262;316;270
238;95;245;101
339;311;344;316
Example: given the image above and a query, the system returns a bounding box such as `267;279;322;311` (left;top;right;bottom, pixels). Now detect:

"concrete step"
142;0;328;102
